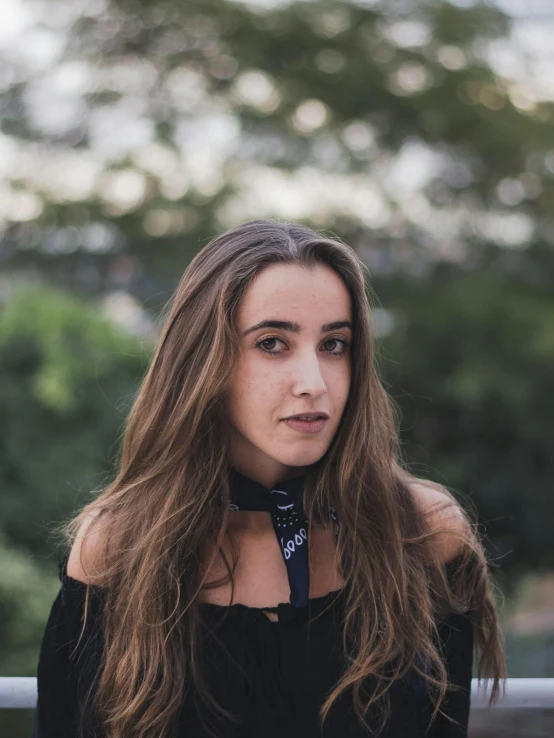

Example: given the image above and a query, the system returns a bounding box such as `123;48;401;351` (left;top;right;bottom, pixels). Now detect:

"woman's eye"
254;337;350;356
324;338;350;355
256;337;284;354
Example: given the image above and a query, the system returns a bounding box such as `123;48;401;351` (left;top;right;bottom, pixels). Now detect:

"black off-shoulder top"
33;554;473;738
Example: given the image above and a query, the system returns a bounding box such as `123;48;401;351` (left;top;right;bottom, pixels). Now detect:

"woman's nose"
292;351;327;396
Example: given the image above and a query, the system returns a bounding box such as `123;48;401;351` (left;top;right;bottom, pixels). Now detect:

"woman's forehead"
238;263;352;321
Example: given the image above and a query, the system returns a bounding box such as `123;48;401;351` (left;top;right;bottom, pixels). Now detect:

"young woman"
34;219;506;738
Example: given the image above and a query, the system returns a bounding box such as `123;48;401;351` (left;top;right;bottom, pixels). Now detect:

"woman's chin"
276;446;328;469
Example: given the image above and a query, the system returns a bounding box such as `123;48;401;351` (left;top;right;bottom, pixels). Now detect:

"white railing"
1;678;553;710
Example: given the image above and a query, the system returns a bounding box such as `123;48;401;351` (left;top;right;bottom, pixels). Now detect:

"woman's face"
227;262;352;488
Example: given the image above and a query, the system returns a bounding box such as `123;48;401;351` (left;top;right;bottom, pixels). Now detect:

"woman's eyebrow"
241;319;352;337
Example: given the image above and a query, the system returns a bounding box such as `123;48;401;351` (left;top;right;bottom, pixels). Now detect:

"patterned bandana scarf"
224;467;339;608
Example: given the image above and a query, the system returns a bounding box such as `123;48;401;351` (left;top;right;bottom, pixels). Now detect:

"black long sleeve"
428;611;474;737
408;597;474;738
33;562;104;738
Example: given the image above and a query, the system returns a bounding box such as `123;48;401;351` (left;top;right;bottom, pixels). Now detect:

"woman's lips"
283;417;327;434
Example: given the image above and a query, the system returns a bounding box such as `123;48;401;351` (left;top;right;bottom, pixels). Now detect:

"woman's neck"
230;461;310;490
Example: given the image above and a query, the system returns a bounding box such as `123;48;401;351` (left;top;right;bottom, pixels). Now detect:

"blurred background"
0;0;553;735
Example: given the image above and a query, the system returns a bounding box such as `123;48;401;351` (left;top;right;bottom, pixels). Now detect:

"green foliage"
377;242;554;576
0;286;145;412
0;286;152;557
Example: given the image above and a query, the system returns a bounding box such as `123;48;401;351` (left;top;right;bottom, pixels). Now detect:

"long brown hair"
58;218;506;738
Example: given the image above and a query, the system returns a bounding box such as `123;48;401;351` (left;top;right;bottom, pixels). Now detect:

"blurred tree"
0;286;151;557
376;239;554;584
1;0;553;298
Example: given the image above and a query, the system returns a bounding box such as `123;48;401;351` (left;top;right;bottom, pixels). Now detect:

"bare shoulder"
409;480;470;564
66;508;109;584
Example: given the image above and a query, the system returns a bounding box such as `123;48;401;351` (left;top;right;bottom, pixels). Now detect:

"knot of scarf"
222;467;339;608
